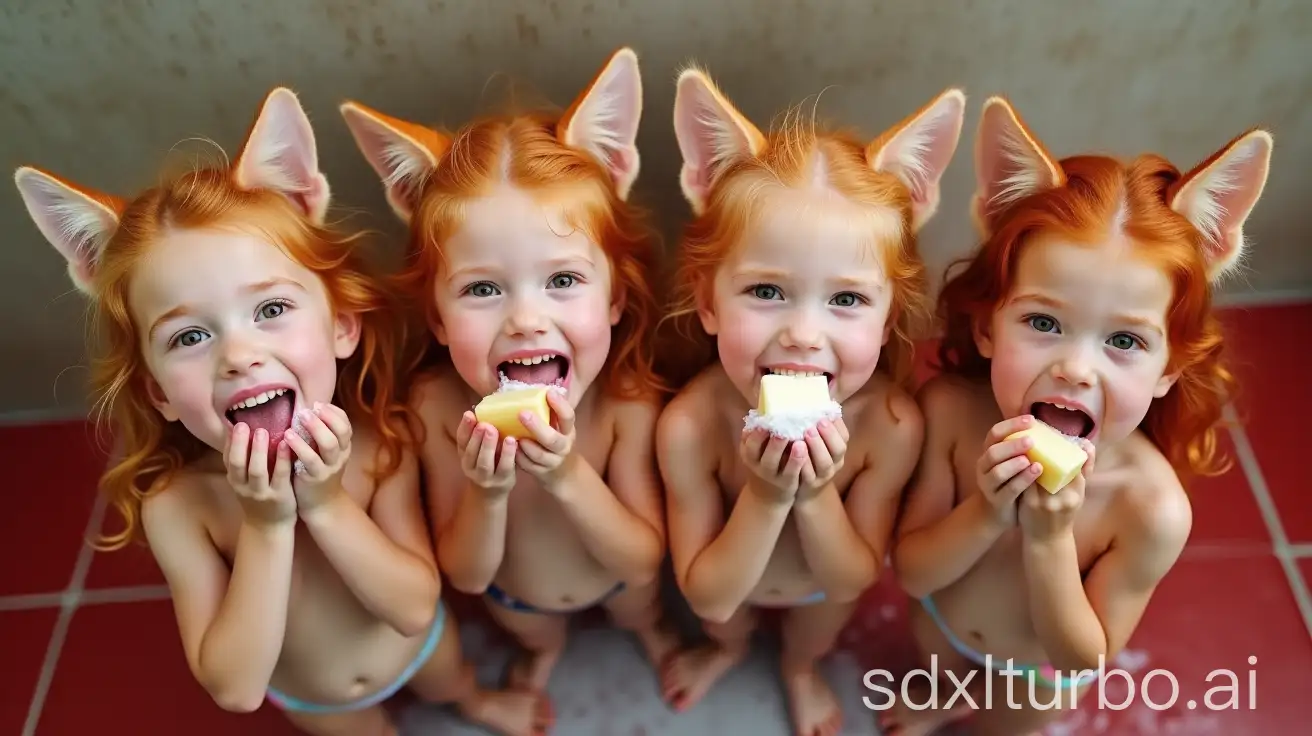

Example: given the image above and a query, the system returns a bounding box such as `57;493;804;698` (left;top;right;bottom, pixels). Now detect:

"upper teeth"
1053;402;1076;411
508;355;556;365
229;388;287;412
770;369;825;378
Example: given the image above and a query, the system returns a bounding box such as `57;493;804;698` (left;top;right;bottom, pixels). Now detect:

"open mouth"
1031;401;1095;438
762;367;835;388
226;388;297;444
498;353;571;388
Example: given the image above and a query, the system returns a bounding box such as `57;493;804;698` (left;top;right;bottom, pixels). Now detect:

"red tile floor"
3;303;1310;735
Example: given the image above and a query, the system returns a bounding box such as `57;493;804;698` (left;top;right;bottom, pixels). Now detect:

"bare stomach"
930;570;1056;668
495;510;619;610
268;594;434;704
743;519;821;606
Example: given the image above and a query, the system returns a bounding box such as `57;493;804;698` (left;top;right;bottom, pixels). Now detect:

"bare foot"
877;681;968;736
506;646;563;693
460;688;555;736
784;666;843;736
660;643;745;712
633;622;682;670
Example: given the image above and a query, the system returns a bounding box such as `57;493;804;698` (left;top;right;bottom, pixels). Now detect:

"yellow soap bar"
1006;421;1088;493
474;386;552;439
758;373;831;415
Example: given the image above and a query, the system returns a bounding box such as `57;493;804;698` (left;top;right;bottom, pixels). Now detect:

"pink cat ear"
1168;129;1273;283
970;96;1065;236
557;47;644;201
14;166;125;295
866;88;967;231
233;87;332;224
340;100;449;223
672;66;765;215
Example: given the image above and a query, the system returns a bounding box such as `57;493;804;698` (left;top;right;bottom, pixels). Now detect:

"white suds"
496;375;567;394
743;401;843;441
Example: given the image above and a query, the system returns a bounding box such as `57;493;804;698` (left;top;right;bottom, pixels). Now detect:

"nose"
1051;341;1097;387
504;295;548;337
780;307;823;351
219;332;266;377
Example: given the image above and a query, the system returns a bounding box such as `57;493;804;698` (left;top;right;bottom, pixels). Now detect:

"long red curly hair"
341;48;665;403
14;90;412;550
662;71;967;392
937;98;1273;482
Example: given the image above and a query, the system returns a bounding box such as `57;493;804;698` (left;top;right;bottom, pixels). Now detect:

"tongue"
232;392;294;446
1034;403;1087;437
503;359;564;385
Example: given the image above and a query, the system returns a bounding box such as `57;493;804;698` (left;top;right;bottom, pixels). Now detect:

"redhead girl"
339;48;679;702
13;88;550;736
655;67;965;736
883;97;1271;735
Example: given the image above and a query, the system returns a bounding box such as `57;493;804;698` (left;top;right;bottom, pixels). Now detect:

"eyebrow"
447;255;596;283
733;267;884;291
147;278;305;341
1009;292;1165;337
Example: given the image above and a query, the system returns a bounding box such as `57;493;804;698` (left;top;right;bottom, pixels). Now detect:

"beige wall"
3;0;1309;418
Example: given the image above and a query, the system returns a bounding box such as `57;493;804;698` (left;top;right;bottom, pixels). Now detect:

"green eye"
753;285;781;300
1028;315;1058;333
1109;333;1138;350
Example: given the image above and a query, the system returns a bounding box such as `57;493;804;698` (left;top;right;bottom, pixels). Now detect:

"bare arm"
413;380;508;594
301;438;439;637
795;394;924;603
1029;478;1192;673
551;399;665;585
891;378;1007;598
658;402;789;623
143;485;294;713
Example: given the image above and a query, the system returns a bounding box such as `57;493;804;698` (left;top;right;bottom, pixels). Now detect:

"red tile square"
36;600;296;735
83;519;166;589
1053;554;1312;734
1183;429;1272;549
0;421;104;596
1299;557;1312;594
0;608;57;736
1219;304;1312;543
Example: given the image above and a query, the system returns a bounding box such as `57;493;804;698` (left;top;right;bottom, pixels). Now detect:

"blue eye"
831;292;861;308
257;300;289;320
751;284;782;300
1028;315;1059;333
466;282;500;297
173;329;208;349
548;273;578;289
1108;333;1141;351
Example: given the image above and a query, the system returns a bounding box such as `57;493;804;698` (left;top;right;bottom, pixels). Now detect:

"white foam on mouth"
496;375;567;394
742;401;843;441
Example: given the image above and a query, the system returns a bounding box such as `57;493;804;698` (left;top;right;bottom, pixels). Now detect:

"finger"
248;429;271;488
985;414;1036;447
456;412;476;450
314;402;353;444
978;435;1035;476
286;428;327;477
516;438;552;467
817;420;846;461
301;409;340;457
741;428;767;460
546;389;575;436
805;427;833;478
783;441;808;480
271;439;294;491
985;454;1035;492
1000;461;1041;502
520;410;568;454
1079;439;1097;475
475;426;499;474
1021;481;1046;509
496;437;518;477
833;418;850;444
799;453;817;488
226;423;251;485
760;434;789;472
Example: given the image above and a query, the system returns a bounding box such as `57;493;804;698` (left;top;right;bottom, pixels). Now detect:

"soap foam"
743;400;843;442
496;375;567;395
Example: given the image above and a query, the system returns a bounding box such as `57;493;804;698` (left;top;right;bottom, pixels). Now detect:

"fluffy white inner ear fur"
672;69;763;214
14;167;120;295
560;48;643;200
235;88;331;223
1169;130;1273;282
868;89;966;230
973;97;1064;229
339;103;438;223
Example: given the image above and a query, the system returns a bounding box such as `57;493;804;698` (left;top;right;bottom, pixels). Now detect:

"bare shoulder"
916;373;990;423
854;374;922;436
656;368;724;476
608;393;662;433
1114;435;1193;549
409;369;468;426
141;465;219;540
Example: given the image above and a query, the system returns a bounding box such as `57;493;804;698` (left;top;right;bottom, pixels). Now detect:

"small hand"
515;389;577;491
456;411;517;498
797;418;850;503
1020;438;1095;542
975;414;1043;527
285;402;352;516
226;423;297;526
740;427;808;506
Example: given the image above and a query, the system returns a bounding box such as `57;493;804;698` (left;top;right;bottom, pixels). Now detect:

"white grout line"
21;493;105;736
0;592;67;613
1290;544;1312;558
1223;405;1312;642
79;585;171;605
